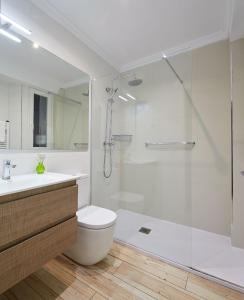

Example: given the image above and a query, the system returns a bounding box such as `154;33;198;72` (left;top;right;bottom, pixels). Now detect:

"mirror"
0;34;90;151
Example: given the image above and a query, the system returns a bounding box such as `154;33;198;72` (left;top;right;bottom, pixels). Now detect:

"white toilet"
65;176;117;265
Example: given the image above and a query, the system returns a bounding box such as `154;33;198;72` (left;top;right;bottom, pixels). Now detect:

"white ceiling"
31;0;242;72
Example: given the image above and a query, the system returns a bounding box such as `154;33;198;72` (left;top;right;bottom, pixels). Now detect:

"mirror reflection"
0;34;89;151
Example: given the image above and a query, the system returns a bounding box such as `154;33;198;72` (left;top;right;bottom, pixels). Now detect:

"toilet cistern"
2;160;16;180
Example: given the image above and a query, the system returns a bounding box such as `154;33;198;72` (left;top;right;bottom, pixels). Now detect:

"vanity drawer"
0;217;76;295
0;185;78;250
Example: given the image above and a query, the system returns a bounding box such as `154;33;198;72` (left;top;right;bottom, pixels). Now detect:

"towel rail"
0;121;10;150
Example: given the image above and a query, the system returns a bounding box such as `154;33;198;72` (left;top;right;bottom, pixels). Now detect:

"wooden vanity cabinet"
0;181;78;294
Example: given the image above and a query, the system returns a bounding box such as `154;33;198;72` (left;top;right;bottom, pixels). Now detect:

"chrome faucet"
2;160;16;180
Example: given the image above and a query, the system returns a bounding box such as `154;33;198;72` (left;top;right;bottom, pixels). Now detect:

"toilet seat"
76;205;117;230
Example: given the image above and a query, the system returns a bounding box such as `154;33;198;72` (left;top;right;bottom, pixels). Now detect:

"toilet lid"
76;205;117;229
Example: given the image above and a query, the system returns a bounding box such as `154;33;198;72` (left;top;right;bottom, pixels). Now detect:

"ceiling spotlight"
118;95;128;102
33;42;39;49
126;93;136;100
0;29;21;43
0;13;31;35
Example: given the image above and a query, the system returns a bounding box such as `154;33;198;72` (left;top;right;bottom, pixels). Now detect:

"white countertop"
0;172;88;197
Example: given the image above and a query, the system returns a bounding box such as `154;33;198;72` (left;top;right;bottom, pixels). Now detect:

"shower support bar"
145;141;195;148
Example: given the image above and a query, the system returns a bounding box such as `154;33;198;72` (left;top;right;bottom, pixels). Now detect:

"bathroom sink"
0;172;88;196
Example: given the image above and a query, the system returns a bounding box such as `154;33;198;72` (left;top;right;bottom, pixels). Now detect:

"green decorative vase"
36;161;45;174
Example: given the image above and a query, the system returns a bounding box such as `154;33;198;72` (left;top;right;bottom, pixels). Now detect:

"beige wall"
118;61;192;225
115;40;232;236
231;38;244;247
191;40;232;236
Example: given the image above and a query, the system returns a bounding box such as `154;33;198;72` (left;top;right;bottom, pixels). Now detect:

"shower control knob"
241;171;244;176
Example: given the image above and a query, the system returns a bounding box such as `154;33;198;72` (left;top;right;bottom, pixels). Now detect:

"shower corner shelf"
112;134;133;142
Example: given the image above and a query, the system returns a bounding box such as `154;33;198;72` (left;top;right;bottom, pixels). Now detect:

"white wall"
0;151;89;176
0;79;22;149
91;75;121;211
231;38;244;248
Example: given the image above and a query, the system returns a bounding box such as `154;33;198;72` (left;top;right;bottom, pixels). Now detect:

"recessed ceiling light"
33;42;39;49
118;95;128;102
0;13;31;35
126;93;136;100
0;29;21;43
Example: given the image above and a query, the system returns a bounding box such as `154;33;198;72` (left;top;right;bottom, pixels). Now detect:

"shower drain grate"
139;227;151;234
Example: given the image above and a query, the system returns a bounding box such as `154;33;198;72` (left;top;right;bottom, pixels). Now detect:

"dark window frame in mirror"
33;93;48;148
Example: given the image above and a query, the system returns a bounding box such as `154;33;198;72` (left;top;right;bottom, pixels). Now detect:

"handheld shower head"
106;87;118;96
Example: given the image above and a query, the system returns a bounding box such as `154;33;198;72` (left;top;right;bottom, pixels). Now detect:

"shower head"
128;78;143;87
82;91;89;97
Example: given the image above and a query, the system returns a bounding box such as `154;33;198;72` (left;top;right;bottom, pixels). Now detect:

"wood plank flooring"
1;242;244;300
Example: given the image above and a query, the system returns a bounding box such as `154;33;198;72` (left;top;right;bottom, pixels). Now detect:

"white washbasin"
0;172;88;197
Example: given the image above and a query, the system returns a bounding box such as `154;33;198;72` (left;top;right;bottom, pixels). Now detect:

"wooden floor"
1;242;244;300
